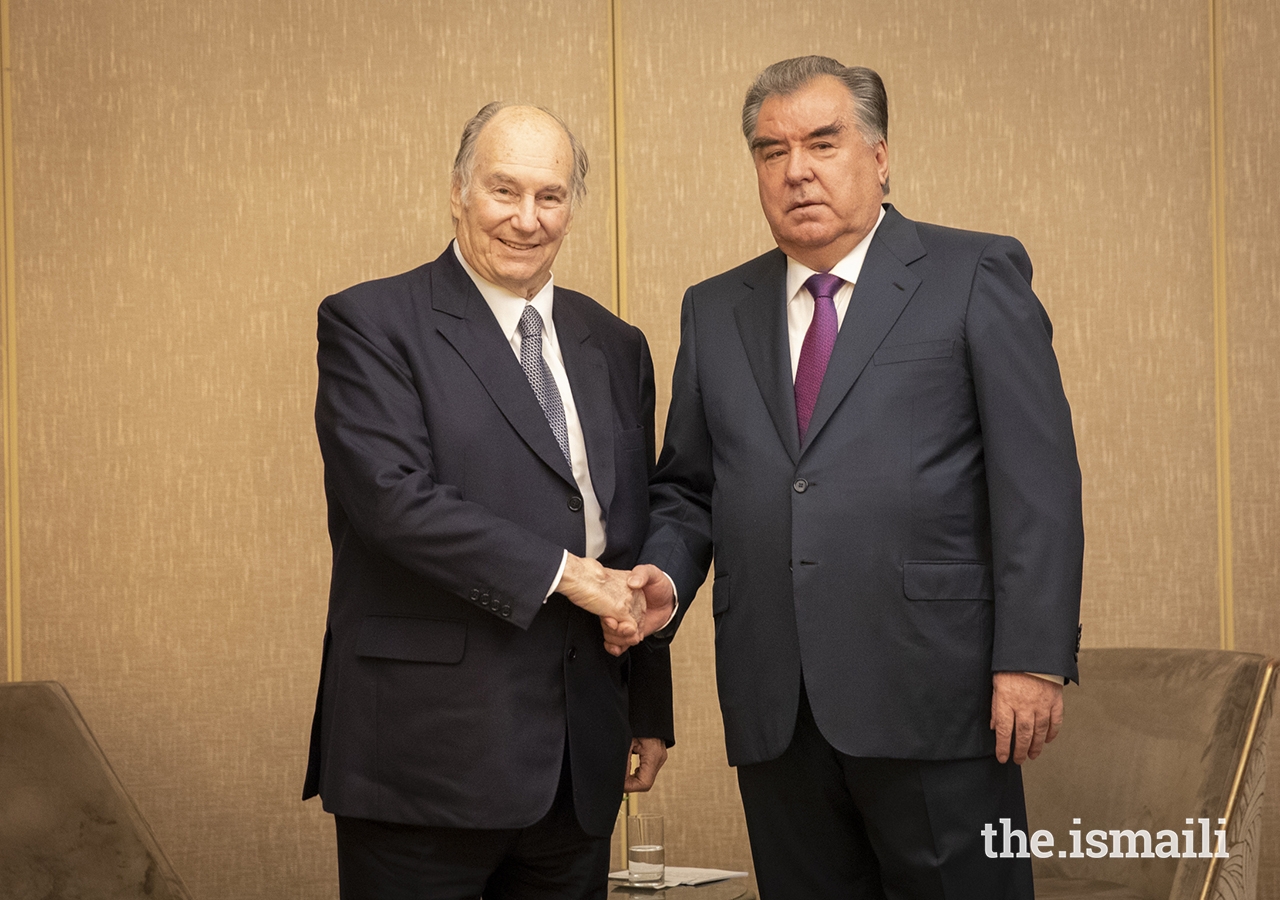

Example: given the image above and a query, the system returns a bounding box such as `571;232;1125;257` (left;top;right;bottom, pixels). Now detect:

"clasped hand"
557;557;674;655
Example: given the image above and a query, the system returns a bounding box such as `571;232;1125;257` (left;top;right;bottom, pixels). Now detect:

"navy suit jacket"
304;246;673;837
643;205;1082;767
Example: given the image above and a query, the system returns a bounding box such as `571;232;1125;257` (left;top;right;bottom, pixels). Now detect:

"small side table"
609;881;755;900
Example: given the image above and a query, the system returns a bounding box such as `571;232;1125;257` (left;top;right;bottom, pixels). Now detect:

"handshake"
556;556;676;656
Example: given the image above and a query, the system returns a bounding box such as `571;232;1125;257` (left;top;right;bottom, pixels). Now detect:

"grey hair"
742;56;889;193
451;101;589;209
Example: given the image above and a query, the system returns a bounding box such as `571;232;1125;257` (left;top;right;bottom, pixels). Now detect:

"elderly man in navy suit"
305;102;673;900
617;56;1084;899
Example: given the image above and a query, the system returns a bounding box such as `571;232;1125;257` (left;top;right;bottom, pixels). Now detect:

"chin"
500;260;543;278
780;229;838;250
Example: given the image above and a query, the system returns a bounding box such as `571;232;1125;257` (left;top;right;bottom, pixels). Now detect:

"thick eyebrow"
485;170;568;197
807;122;846;141
750;121;846;154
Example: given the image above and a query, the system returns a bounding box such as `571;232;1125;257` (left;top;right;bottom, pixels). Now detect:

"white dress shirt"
452;242;604;597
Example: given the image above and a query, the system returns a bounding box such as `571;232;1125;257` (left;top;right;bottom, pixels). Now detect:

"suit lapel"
428;250;577;486
801;207;924;452
555;294;616;516
733;250;801;463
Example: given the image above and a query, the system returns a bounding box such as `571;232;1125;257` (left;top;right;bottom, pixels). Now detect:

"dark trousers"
334;752;611;900
736;686;1034;900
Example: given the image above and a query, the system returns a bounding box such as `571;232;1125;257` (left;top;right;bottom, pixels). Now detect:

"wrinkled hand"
557;555;643;641
991;671;1064;764
602;565;676;657
624;737;668;793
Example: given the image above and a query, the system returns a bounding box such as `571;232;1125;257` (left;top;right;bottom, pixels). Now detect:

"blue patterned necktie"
518;305;572;464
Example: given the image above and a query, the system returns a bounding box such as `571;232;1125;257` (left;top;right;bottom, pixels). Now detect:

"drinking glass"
626;814;665;885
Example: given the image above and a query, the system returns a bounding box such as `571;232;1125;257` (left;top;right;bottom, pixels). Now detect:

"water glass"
626;814;665;885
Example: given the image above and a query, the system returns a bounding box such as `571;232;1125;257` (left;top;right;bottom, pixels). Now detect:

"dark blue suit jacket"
304;246;673;837
643;205;1082;766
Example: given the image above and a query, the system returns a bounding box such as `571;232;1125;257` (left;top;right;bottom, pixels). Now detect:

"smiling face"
451;107;574;299
750;75;889;272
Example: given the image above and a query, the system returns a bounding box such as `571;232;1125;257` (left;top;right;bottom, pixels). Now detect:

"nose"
784;150;813;184
511;195;538;232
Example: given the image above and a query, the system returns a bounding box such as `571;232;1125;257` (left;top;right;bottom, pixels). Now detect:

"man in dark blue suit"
305;102;673;900
622;57;1083;899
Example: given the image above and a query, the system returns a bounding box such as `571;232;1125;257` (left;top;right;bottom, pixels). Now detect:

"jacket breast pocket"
355;615;467;663
873;339;955;365
903;561;993;601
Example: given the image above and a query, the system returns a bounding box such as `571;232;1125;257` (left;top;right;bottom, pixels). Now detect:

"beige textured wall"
10;2;612;897
1224;0;1280;895
4;0;1279;898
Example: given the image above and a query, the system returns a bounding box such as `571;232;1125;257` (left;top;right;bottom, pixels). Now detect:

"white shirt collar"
452;240;556;343
784;205;887;302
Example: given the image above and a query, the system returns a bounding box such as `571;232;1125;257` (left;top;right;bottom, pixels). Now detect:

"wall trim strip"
0;0;19;681
1209;0;1234;652
610;1;635;829
607;0;629;321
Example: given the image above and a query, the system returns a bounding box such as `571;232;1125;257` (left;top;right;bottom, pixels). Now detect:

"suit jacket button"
793;478;808;493
470;588;480;600
567;647;578;661
500;605;511;617
568;495;584;512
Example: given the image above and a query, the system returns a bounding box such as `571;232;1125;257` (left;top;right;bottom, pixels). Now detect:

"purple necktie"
795;272;844;441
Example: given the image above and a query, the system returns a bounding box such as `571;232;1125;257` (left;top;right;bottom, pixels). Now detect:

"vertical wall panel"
11;2;612;897
1224;0;1280;894
1;0;12;683
620;0;1221;884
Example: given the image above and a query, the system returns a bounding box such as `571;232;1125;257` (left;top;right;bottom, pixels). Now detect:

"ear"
874;140;889;187
449;178;464;223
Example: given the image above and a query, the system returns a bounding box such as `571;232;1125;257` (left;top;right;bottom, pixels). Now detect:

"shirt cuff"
546;550;570;603
658;572;679;630
1027;671;1066;685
